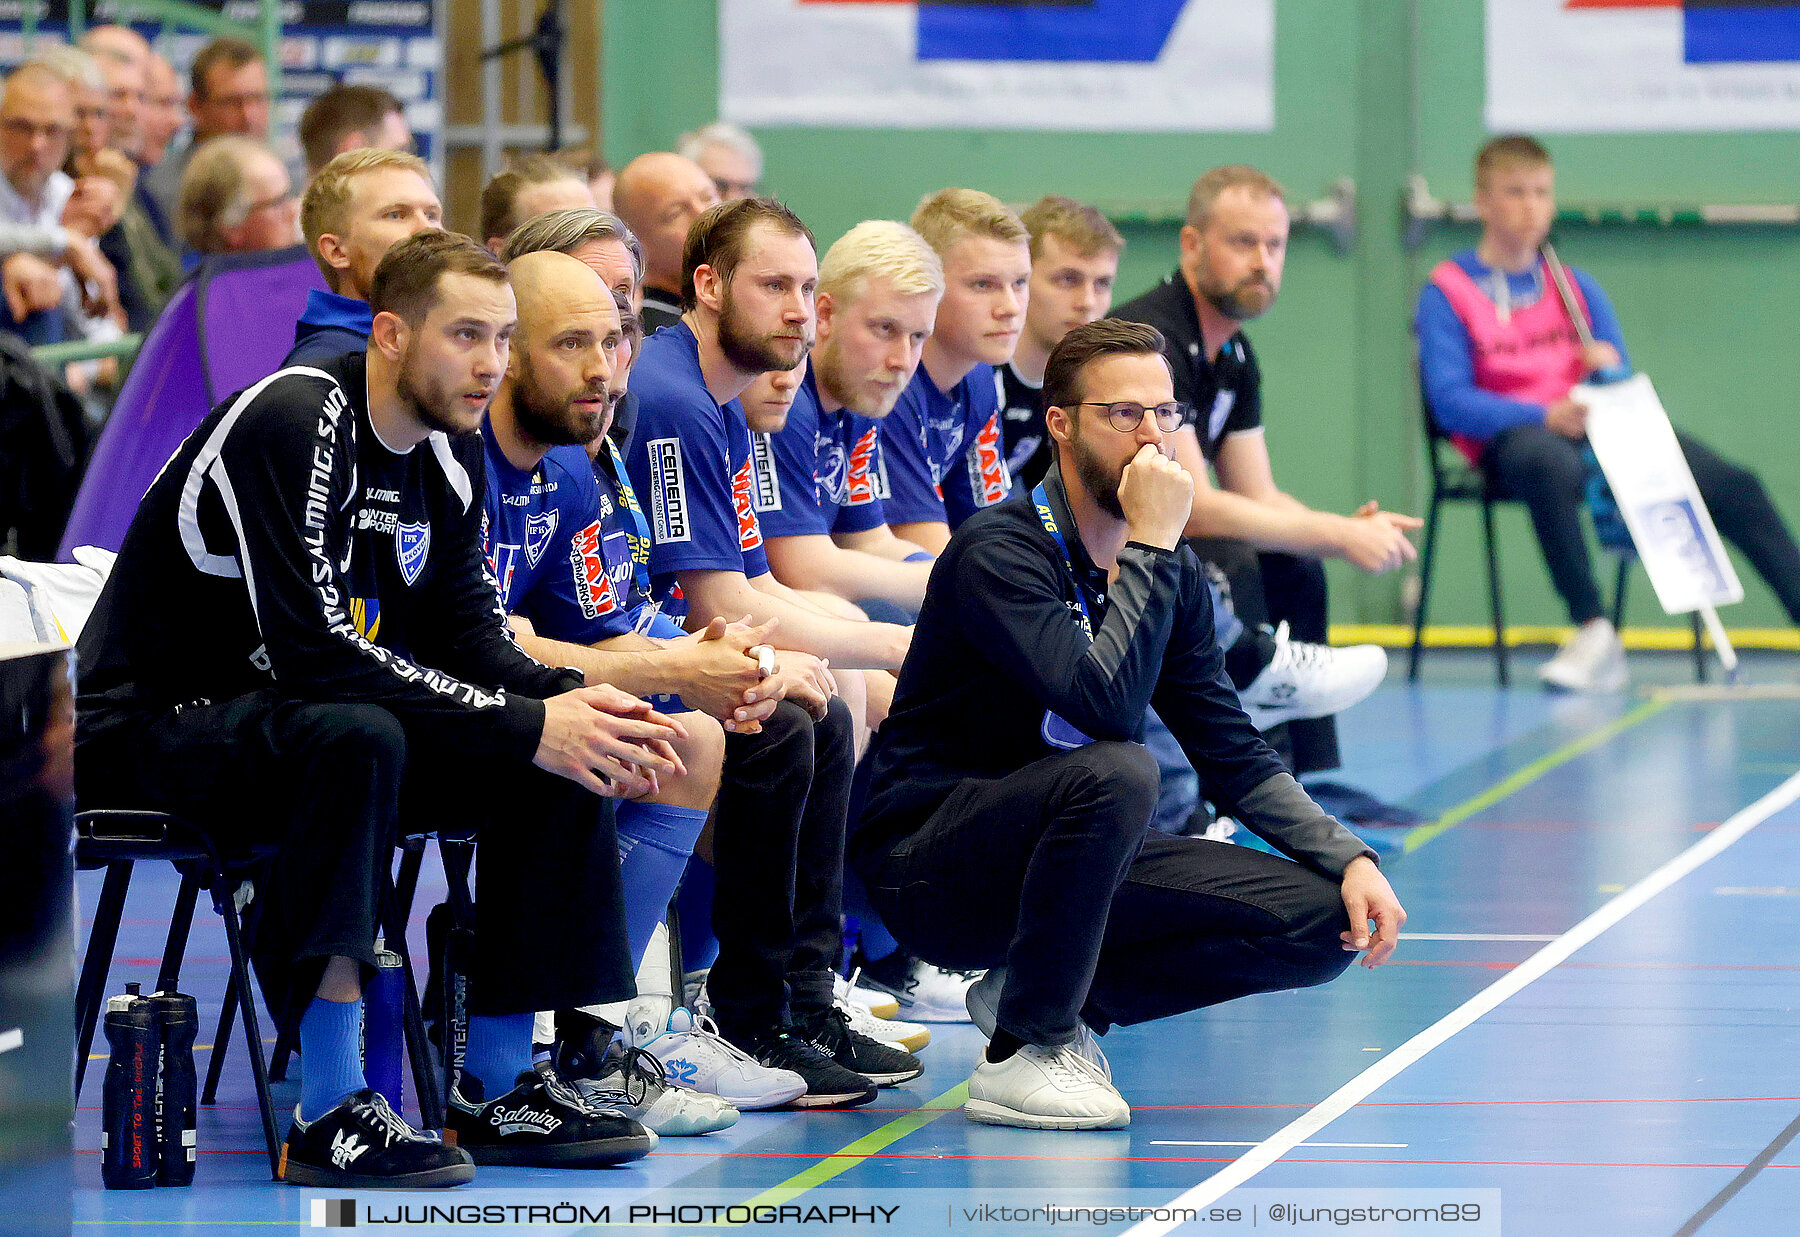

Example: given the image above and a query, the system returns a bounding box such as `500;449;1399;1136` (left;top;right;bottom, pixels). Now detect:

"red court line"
641;1151;1800;1170
1137;1095;1800;1111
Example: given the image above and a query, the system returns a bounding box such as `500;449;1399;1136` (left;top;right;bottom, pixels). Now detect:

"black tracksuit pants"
1187;537;1339;775
853;742;1353;1047
1484;422;1800;627
706;696;855;1039
76;691;632;1035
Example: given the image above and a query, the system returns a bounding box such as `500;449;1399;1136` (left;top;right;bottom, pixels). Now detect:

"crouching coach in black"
852;318;1406;1131
75;230;687;1187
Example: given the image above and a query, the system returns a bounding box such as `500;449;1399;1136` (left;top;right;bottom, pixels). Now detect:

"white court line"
1124;769;1800;1237
1401;933;1559;941
1151;1141;1408;1149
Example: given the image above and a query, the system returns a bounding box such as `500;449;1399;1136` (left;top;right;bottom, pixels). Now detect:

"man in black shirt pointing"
854;319;1405;1131
77;230;679;1185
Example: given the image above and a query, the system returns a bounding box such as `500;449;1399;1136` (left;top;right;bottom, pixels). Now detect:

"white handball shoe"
965;1043;1130;1130
1538;618;1629;693
627;1007;806;1111
1237;622;1387;731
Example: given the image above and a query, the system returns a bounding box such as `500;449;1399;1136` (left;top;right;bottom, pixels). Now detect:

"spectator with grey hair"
177;134;297;255
677;121;764;202
0;62;119;344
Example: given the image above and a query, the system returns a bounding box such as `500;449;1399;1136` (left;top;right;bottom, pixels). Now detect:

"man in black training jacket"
854;318;1405;1130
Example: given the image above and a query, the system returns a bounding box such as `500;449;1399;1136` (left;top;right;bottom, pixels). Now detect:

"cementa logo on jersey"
570;520;617;619
751;432;782;512
731;458;764;552
648;439;690;543
968;413;1010;506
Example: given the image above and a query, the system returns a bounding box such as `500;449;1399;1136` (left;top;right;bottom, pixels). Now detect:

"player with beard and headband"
755;220;943;619
854;318;1406;1131
878;189;1032;556
75;230;687;1185
1112;165;1413;830
479;250;831;1119
626;197;921;1107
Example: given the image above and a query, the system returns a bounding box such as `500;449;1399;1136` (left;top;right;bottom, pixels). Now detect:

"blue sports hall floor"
67;648;1800;1236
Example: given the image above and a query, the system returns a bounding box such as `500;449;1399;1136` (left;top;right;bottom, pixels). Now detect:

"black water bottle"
101;982;159;1189
148;990;198;1186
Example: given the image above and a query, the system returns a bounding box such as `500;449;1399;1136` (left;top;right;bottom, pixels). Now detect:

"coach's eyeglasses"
1077;401;1189;433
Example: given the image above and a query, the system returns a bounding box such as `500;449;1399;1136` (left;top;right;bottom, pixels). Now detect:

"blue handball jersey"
626;324;772;608
754;364;889;539
878;359;1011;528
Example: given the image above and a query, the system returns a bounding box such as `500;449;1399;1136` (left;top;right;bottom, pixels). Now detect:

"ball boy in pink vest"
1415;135;1800;691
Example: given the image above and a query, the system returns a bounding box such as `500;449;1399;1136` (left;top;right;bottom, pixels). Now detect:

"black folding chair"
72;810;283;1177
1409;386;1704;685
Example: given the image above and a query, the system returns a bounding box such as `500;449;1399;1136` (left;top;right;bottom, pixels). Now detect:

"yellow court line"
733;1082;970;1215
1403;697;1670;854
1332;623;1800;651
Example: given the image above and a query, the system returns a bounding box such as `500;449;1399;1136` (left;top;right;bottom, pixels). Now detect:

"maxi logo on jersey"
845;426;881;506
731;457;764;552
569;519;617;619
967;413;1010;507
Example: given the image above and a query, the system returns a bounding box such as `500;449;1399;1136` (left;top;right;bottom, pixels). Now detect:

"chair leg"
437;839;478;1118
213;876;282;1178
74;860;133;1099
379;875;443;1130
1481;500;1509;687
1409;490;1444;682
156;869;203;994
393;842;425;925
200;980;237;1106
1612;557;1631;630
1691;611;1707;682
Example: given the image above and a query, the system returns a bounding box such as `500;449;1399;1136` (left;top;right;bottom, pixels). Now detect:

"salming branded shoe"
797;1006;924;1086
446;1066;656;1166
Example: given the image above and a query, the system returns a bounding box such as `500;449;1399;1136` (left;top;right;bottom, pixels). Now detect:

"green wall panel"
602;0;1800;631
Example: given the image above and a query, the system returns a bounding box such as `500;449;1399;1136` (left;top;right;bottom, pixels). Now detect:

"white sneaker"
1237;622;1387;730
835;982;930;1053
573;1043;739;1136
1538;618;1629;693
965;968;1108;1080
835;968;899;1020
859;955;980;1023
965;1043;1130;1130
626;1007;806;1111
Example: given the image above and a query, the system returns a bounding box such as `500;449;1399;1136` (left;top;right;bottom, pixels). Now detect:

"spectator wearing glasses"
177;134;298;256
146;37;300;224
677;122;764;202
0;62;119;344
853;318;1405;1131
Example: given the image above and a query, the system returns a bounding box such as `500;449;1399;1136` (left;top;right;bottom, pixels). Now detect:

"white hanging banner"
719;0;1273;133
1487;0;1800;133
1578;373;1743;615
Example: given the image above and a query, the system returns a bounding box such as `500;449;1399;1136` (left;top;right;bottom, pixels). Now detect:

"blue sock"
298;995;368;1122
677;856;720;972
463;1012;535;1099
616;800;710;969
